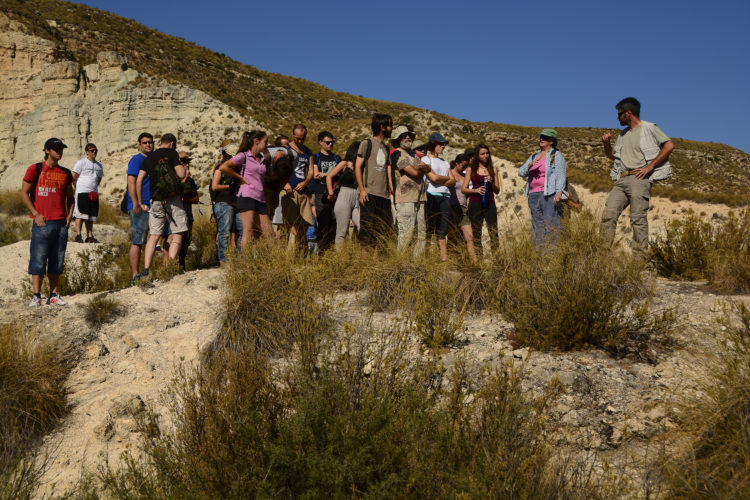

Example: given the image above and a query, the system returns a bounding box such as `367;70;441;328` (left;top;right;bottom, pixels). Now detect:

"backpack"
120;189;129;213
28;162;72;205
151;157;192;201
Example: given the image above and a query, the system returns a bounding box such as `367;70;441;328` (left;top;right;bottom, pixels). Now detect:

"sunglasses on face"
141;140;154;145
87;149;97;153
540;136;553;142
322;140;334;145
180;159;191;164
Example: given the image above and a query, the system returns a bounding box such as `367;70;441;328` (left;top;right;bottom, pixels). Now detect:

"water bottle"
481;176;491;208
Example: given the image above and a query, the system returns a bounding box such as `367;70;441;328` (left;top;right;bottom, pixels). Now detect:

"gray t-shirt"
616;124;670;170
357;138;389;199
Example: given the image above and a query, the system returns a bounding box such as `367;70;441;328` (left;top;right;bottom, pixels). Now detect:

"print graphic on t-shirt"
37;171;68;196
375;148;386;171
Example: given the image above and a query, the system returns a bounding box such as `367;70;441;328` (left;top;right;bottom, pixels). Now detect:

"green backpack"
151;157;192;201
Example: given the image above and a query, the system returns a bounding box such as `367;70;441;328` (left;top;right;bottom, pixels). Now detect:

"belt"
620;169;638;177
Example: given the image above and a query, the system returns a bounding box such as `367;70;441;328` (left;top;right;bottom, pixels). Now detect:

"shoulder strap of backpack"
29;162;44;203
363;139;372;187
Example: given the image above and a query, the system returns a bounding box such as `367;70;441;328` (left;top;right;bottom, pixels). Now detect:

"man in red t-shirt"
20;138;75;307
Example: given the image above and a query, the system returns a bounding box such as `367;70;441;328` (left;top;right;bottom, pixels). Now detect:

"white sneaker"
29;295;43;307
47;294;67;306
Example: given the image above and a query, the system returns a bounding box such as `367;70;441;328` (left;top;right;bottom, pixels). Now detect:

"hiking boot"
130;272;143;286
85;236;99;243
29;295;43;307
46;294;67;306
74;234;84;243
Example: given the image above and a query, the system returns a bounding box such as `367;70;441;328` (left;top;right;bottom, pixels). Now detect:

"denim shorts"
128;208;150;245
28;220;68;275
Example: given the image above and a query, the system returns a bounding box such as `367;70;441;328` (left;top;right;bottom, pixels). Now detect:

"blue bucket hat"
428;132;448;144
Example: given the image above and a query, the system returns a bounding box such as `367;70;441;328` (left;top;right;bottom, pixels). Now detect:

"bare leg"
144;234;161;270
239;210;255;250
48;273;59;294
32;274;43;294
438;237;448;262
85;220;94;238
129;244;141;277
461;224;476;264
168;233;183;260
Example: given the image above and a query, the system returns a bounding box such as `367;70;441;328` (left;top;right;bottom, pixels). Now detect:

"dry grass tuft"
0;323;68;499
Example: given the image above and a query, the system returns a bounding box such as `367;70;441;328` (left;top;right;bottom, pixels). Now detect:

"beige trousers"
601;175;651;254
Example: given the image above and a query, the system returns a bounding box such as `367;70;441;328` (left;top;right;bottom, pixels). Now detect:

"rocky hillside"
1;0;749;205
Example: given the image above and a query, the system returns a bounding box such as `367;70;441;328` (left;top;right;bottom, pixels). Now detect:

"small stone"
605;405;616;414
512;348;528;360
123;335;140;353
93;417;115;442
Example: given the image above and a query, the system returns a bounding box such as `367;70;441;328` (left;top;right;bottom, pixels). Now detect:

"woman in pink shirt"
517;129;567;247
219;130;274;248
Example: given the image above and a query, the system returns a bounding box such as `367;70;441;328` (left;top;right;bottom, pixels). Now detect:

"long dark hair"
238;130;267;153
470;144;493;170
343;141;361;164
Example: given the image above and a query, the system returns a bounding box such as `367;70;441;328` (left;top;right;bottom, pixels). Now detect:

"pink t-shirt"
529;155;546;193
232;151;266;203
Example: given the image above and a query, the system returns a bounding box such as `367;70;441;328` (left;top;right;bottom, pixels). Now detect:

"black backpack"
151;157;192;202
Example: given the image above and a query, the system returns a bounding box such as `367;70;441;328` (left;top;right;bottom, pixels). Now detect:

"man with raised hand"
126;132;154;285
355;113;394;247
601;97;674;254
20;138;74;306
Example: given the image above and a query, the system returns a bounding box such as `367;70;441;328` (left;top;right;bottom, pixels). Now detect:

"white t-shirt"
422;156;451;195
72;158;103;194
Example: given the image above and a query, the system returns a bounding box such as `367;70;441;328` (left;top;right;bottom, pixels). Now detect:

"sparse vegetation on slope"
662;301;750;498
3;0;750;204
651;210;750;293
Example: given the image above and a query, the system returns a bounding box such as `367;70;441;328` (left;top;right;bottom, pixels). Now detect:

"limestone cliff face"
0;13;258;195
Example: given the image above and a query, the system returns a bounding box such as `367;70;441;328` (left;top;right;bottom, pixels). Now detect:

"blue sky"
80;0;749;153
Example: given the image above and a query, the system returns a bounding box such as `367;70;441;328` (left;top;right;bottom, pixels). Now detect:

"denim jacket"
518;148;567;198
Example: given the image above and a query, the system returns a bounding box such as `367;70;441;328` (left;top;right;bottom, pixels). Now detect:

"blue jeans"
528;192;561;247
213;202;243;260
28;220;68;275
128;208;149;245
213;202;233;261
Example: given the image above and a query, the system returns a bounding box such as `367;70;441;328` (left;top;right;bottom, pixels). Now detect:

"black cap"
44;138;68;150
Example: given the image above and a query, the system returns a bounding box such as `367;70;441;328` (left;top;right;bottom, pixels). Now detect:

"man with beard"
601;97;674;254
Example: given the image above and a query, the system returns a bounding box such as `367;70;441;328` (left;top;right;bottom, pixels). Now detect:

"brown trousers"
601;175;651;254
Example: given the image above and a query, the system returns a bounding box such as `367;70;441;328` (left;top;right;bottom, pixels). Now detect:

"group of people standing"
20;96;673;306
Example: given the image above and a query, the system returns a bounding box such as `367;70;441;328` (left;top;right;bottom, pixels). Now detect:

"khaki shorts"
281;190;313;226
149;197;188;235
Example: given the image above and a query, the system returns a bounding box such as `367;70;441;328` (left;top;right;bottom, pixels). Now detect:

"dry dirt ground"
0;196;745;497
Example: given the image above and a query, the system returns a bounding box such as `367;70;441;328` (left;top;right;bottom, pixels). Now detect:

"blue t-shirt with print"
288;145;311;189
126;153;150;210
311;152;341;195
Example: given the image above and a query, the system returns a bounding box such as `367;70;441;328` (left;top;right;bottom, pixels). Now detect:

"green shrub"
662;301;750;498
405;274;464;348
85;322;621;499
0;323;68;499
650;210;750;293
0;216;31;247
650;214;713;280
208;241;332;356
708;211;750;294
496;211;670;354
82;295;123;328
0;190;27;216
55;242;132;295
184;212;217;271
